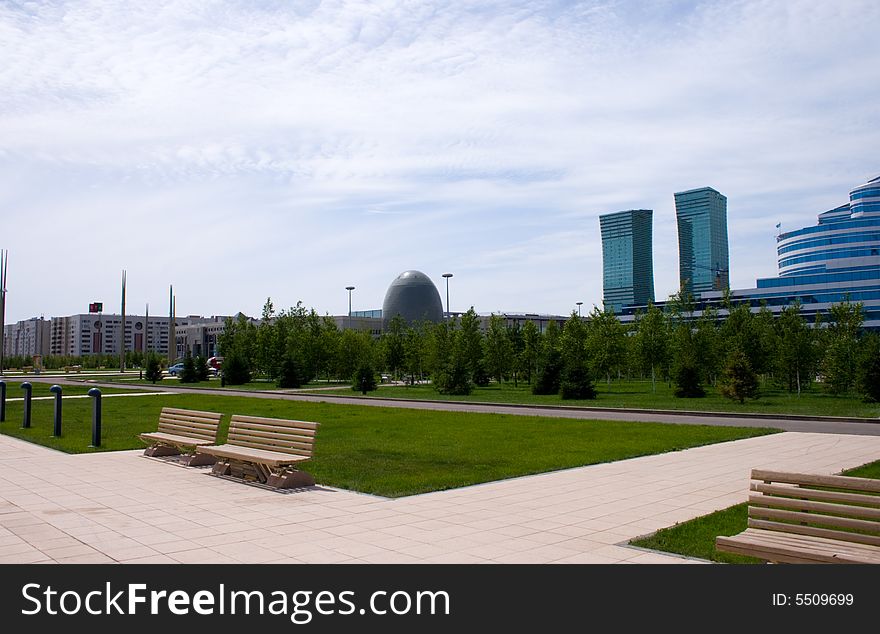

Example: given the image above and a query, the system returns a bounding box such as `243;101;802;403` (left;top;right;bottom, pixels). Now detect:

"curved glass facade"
777;175;880;277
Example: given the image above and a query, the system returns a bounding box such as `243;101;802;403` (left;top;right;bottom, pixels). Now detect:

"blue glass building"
599;209;655;314
674;187;730;295
698;174;880;328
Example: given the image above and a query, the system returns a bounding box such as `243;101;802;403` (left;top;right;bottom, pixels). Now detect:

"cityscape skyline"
2;1;879;323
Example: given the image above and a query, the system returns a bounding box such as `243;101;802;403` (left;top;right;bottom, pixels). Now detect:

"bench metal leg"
266;469;315;489
180;452;217;467
144;445;181;458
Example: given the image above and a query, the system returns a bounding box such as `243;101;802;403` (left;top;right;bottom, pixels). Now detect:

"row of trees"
215;296;880;403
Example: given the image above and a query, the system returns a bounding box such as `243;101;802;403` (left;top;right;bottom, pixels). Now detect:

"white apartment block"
2;317;51;357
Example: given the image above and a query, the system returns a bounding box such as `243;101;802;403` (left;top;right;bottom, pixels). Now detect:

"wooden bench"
21;366;33;374
715;469;880;564
139;407;224;467
196;415;319;489
63;365;82;373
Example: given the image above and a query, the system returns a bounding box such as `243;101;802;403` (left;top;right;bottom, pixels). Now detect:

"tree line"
215;296;880;403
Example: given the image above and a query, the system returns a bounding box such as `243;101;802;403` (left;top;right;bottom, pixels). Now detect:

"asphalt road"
20;375;880;437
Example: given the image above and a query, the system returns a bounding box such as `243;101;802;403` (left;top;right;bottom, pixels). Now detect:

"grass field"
89;376;349;391
334;381;880;418
629;459;880;563
0;391;778;497
0;380;136;398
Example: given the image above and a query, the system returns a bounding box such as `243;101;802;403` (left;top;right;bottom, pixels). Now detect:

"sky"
1;0;879;324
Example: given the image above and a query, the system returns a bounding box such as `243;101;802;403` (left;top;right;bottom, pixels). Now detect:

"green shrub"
533;349;562;395
559;363;596;400
222;353;251;385
277;357;306;389
719;349;759;403
352;363;378;395
144;353;163;384
857;334;880;402
674;364;706;398
434;355;473;395
194;355;209;382
179;353;198;383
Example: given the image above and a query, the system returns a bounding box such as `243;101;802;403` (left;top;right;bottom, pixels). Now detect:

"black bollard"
20;382;32;429
88;387;102;447
50;385;63;437
0;380;5;422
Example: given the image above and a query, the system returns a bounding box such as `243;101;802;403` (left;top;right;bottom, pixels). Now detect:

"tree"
352;362;378;395
856;333;880;402
458;308;486;385
822;299;864;394
776;301;816;395
674;364;705;398
560;362;596;399
403;322;427;385
193;355;209;382
222;352;252;385
255;298;278;379
520;320;540;385
719;349;759;403
381;314;407;380
533;348;562;395
179;352;197;383
144;353;163;384
485;314;513;384
277;356;306;388
634;304;669;392
586;307;626;383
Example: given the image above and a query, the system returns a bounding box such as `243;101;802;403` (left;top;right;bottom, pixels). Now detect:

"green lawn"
0;380;135;398
333;381;880;418
92;376;349;392
0;391;778;497
629;459;880;563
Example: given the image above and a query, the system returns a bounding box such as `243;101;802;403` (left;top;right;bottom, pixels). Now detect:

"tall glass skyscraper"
599;209;654;314
674;187;729;296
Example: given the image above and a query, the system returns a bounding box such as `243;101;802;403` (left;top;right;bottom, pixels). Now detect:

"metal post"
0;380;5;422
20;381;32;428
50;385;62;437
576;301;583;317
88;388;102;447
0;249;7;376
345;286;355;330
442;273;453;320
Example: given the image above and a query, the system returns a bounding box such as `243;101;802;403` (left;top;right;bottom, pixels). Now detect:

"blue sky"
1;0;879;323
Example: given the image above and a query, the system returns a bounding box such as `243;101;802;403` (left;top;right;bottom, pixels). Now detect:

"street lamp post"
442;273;453;320
576;301;583;318
345;286;355;330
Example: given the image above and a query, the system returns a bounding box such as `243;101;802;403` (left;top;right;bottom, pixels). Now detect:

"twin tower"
599;187;729;314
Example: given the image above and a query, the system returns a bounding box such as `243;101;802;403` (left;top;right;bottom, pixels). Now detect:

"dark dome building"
382;270;444;329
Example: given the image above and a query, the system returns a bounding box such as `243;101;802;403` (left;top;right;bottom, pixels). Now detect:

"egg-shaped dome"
382;270;444;329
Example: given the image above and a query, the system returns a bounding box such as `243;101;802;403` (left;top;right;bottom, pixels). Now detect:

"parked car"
167;362;185;376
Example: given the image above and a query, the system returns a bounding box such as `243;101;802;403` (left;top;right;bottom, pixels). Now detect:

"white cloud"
1;0;879;322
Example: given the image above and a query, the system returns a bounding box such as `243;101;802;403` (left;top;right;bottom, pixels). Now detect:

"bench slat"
139;432;216;447
748;518;880;547
230;415;319;431
231;421;317;437
224;437;312;456
198;444;311;468
158;419;218;433
748;493;880;521
751;469;880;494
749;506;880;533
159;416;221;430
161;408;223;420
751;482;880;508
717;529;880;564
228;433;315;453
228;427;316;444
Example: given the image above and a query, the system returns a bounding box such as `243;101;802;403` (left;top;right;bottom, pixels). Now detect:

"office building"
599;209;655;313
675;187;729;295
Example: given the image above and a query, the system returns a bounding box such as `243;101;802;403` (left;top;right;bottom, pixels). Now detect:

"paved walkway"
2;431;879;564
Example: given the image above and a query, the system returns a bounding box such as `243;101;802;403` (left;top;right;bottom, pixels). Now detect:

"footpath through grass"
629;459;880;563
0;391;777;497
338;381;880;419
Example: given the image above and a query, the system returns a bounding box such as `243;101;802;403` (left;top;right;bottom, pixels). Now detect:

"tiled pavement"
1;431;879;564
